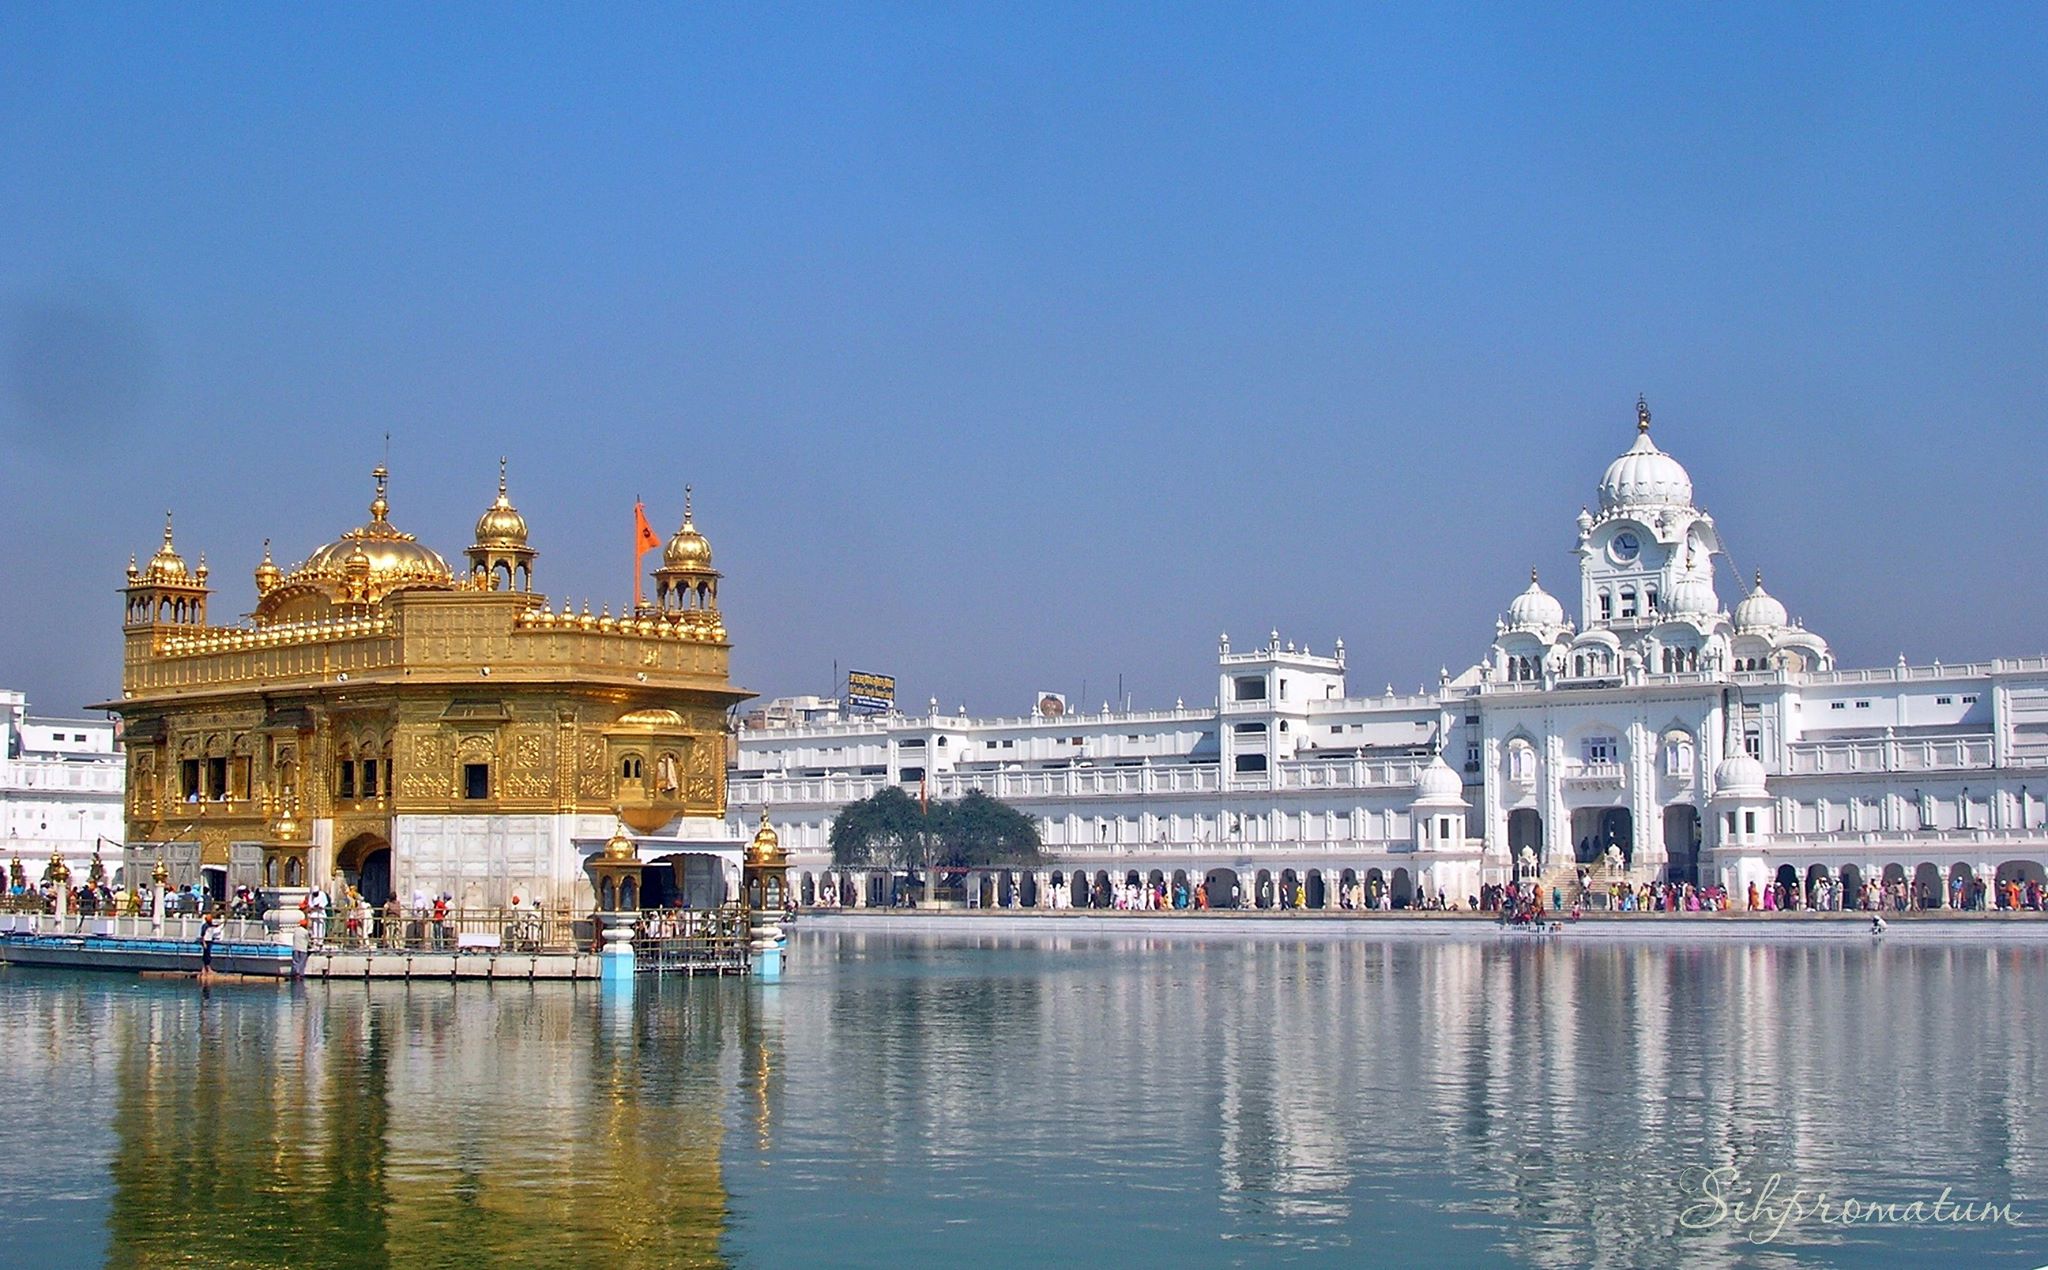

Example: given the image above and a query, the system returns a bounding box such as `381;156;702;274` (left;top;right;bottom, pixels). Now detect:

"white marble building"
730;402;2048;910
0;689;125;883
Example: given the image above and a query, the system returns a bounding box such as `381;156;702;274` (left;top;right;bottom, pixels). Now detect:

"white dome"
1734;573;1788;632
1506;570;1566;630
1713;750;1767;798
1414;755;1465;804
1664;575;1718;618
1598;430;1693;512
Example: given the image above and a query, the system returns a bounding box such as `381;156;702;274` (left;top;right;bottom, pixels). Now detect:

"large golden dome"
287;467;454;600
473;459;529;547
663;488;713;570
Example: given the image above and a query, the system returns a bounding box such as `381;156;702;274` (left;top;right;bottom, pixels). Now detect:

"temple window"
464;763;490;800
207;757;229;801
1620;588;1638;619
1598;591;1612;621
181;759;201;801
338;763;357;800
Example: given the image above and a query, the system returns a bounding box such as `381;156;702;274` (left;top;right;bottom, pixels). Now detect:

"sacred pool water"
1;927;2040;1268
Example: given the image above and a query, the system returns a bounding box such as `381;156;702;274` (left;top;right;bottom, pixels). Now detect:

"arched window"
1598;591;1613;621
1620;587;1638;619
1664;734;1694;777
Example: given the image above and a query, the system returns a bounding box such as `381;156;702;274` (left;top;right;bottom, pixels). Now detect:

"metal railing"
632;904;752;974
321;907;587;952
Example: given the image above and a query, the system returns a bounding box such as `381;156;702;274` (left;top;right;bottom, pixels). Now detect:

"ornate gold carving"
579;732;609;800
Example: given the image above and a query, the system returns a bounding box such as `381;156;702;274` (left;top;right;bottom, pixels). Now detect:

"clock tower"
1576;397;1722;634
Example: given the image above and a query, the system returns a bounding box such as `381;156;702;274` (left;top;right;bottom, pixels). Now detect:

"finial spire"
163;511;174;544
1530;566;1540;584
370;465;390;522
497;456;508;498
683;484;694;524
1754;569;1764;588
1636;394;1652;435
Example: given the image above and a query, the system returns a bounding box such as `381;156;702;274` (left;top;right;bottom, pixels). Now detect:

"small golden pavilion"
98;464;753;911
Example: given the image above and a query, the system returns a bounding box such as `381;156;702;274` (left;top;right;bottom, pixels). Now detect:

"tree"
828;786;1044;906
828;785;927;870
936;790;1045;870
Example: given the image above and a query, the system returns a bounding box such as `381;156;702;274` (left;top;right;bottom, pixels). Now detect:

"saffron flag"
633;499;661;607
919;773;929;815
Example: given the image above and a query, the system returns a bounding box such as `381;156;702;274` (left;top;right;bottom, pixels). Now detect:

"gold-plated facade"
100;466;751;906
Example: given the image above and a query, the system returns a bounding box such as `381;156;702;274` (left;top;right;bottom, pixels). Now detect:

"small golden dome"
143;514;189;584
746;809;785;867
662;487;713;570
602;822;638;860
253;540;282;595
473;458;530;547
616;707;685;727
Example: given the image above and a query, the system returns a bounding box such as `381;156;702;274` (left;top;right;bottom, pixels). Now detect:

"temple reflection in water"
93;983;757;1270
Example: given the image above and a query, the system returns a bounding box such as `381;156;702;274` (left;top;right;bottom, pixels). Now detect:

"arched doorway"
1664;806;1701;885
1947;862;1975;910
1279;868;1299;909
1306;870;1327;909
1806;863;1831;910
1365;867;1386;908
1601;809;1633;866
1508;809;1544;866
1913;862;1942;910
1202;867;1240;909
1391;867;1414;909
337;833;394;907
1774;863;1800;909
1254;869;1273;909
1093;870;1112;909
1995;860;2046;908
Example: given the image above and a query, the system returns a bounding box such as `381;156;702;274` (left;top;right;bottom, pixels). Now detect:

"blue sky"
2;4;2043;716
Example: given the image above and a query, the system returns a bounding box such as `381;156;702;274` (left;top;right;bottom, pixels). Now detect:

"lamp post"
44;848;71;923
586;819;645;988
743;809;790;981
151;855;169;933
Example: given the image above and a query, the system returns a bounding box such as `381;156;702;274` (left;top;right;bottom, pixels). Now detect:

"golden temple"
98;464;753;910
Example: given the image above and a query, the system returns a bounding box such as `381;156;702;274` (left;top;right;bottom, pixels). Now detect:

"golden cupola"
253;540;282;597
654;487;721;613
143;515;189;584
123;513;211;628
466;458;537;592
663;490;713;570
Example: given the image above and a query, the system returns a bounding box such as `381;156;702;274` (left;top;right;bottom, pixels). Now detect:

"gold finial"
370;466;390;522
1636;394;1651;434
498;456;508;498
162;511;175;545
683;484;694;525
